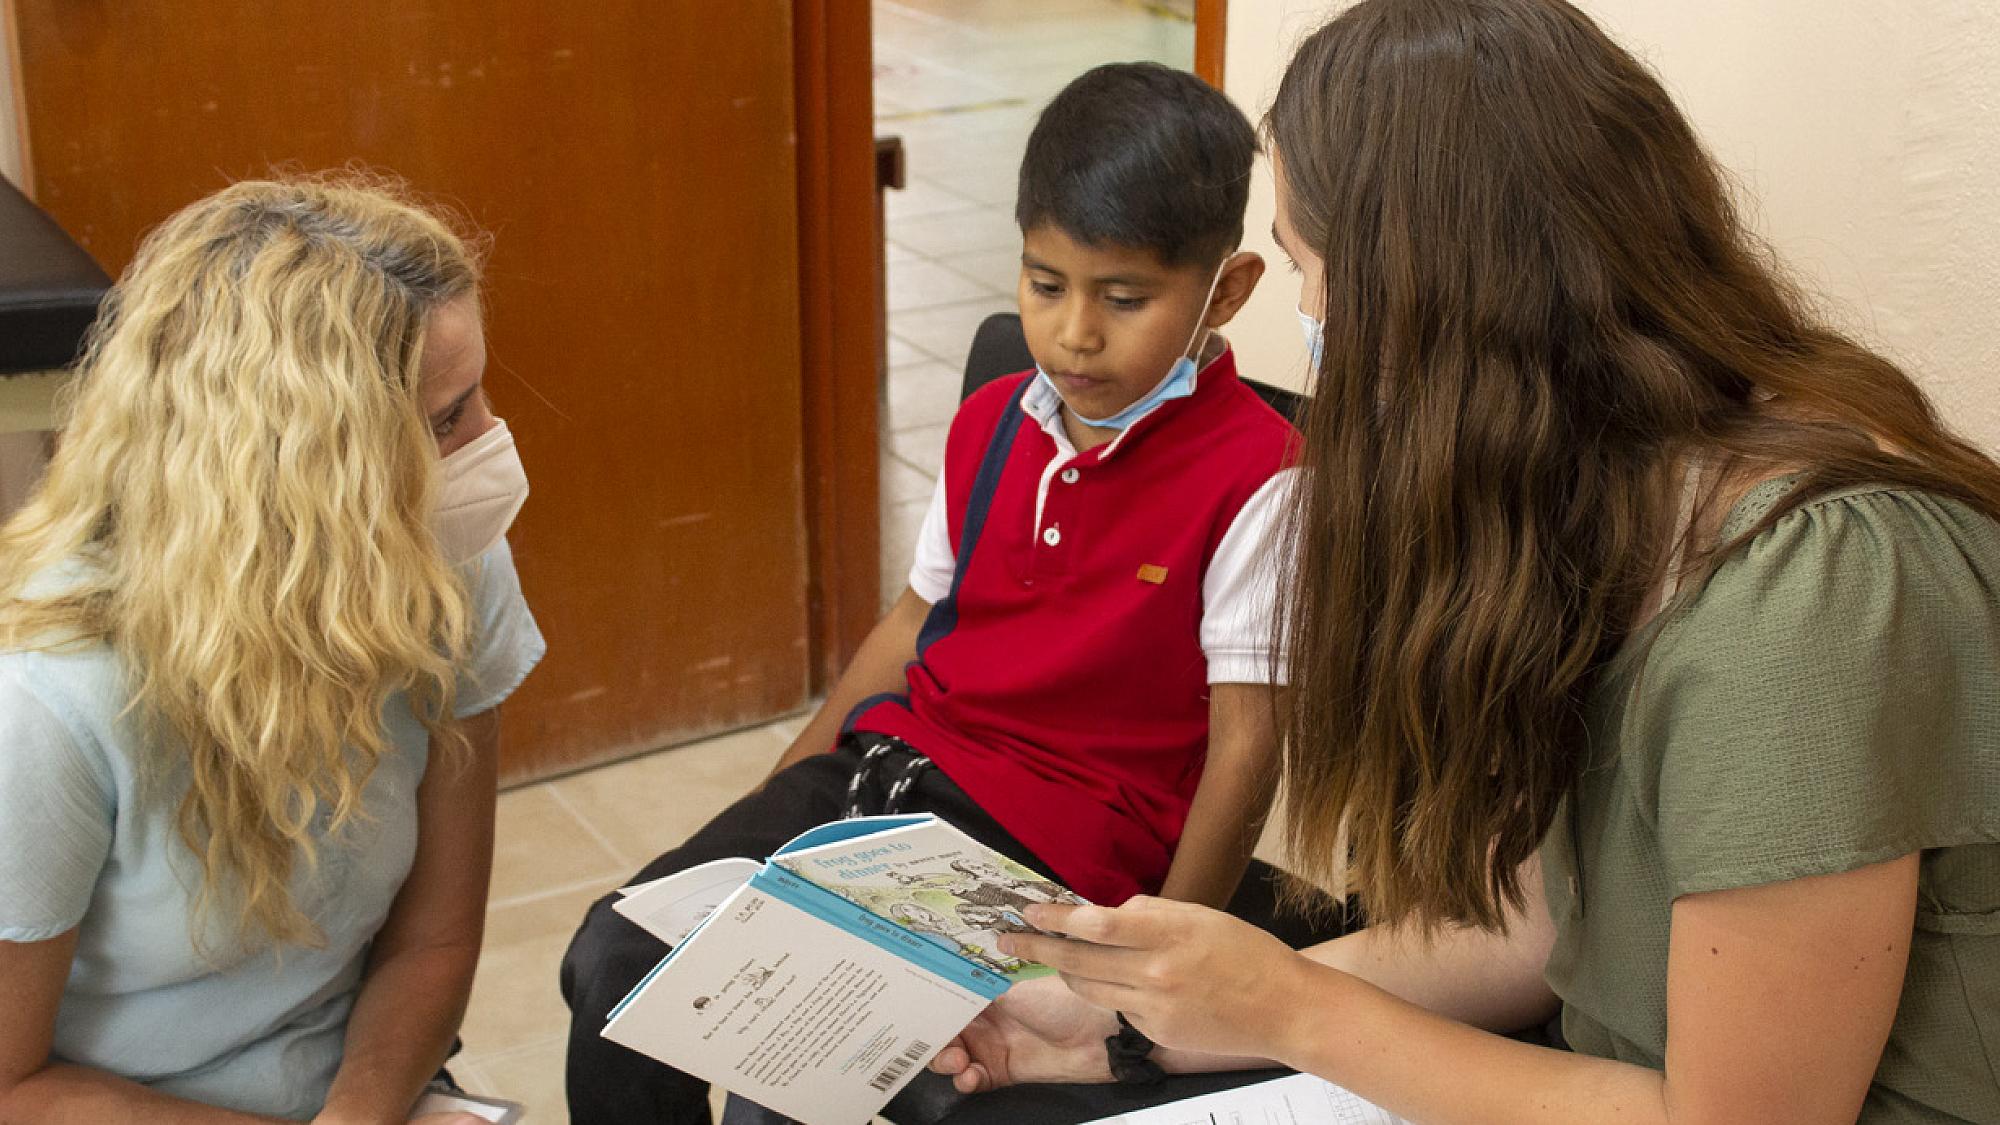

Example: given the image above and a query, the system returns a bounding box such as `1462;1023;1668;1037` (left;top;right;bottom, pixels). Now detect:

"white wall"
1222;1;1324;395
1223;1;2000;453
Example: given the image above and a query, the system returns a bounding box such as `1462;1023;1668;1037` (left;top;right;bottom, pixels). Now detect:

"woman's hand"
929;975;1118;1094
999;896;1321;1064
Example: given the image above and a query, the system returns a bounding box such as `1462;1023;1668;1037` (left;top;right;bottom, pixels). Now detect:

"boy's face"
1017;224;1226;424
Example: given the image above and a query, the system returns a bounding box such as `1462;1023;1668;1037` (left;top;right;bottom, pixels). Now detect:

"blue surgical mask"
1038;258;1231;432
1297;305;1324;373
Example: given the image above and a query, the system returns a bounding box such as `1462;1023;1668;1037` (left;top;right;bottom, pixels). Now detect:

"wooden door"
13;0;826;781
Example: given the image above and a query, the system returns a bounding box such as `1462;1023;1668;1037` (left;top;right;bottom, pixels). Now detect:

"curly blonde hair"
0;176;483;949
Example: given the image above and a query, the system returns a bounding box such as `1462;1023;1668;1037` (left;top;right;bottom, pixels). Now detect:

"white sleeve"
453;538;548;717
1201;468;1298;685
0;670;113;941
907;473;956;606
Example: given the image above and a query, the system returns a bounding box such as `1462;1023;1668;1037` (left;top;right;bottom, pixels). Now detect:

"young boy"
562;62;1296;1124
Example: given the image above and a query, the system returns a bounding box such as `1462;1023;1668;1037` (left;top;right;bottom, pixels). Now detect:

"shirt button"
1060;468;1080;484
1042;526;1062;547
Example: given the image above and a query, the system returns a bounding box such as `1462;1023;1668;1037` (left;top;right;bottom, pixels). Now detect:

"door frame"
793;0;883;690
1196;0;1227;87
2;0;28;190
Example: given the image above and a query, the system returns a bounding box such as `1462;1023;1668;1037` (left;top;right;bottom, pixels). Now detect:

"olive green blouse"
1541;480;2000;1123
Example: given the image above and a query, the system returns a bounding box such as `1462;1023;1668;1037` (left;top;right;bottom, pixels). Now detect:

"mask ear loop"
1180;252;1239;371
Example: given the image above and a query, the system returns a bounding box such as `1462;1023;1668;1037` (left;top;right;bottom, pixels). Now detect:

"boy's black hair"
1016;62;1257;269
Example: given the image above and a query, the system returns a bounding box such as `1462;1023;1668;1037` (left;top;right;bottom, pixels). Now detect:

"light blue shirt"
0;540;545;1120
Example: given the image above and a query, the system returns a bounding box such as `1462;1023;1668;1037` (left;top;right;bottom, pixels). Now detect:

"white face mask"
1037;255;1236;432
433;419;529;565
1297;305;1325;372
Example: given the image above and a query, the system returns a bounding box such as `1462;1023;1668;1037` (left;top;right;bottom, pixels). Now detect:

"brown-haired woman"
927;1;2000;1121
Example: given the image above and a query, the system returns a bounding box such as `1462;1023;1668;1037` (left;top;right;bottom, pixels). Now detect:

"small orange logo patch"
1136;564;1170;585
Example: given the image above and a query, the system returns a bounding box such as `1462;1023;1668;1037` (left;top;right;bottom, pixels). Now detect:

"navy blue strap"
841;377;1034;733
915;377;1033;656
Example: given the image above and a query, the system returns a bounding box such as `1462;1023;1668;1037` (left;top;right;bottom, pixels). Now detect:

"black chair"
960;311;1307;426
953;310;1339;951
0;177;110;377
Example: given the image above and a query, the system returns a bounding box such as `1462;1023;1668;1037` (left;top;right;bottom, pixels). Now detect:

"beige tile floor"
454;716;808;1123
454;4;1198;1120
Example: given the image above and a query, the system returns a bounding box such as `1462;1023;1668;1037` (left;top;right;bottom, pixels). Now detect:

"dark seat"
960;311;1306;424
0;177;110;376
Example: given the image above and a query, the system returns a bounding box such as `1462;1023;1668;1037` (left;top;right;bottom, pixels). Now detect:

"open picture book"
601;814;1086;1125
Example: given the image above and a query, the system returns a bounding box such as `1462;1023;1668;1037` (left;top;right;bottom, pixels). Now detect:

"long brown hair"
1268;0;2000;931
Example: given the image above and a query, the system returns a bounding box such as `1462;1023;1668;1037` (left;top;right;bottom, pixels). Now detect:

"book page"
602;883;987;1125
1081;1073;1411;1125
771;814;1085;983
615;857;762;945
410;1089;524;1123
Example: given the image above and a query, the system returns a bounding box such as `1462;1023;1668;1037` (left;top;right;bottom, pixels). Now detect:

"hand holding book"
598;814;1089;1125
994;895;1312;1064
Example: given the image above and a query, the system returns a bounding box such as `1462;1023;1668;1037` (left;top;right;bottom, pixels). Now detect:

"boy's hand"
929;976;1117;1094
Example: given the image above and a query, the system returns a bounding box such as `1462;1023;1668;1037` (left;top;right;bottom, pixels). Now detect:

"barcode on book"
870;1040;930;1092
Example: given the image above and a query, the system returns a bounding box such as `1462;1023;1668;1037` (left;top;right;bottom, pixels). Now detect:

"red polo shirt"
851;350;1296;904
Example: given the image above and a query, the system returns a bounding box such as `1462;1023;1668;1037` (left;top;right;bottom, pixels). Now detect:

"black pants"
560;739;1356;1125
561;739;1074;1124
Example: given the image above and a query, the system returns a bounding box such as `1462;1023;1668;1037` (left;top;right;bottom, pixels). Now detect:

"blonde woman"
0;179;544;1123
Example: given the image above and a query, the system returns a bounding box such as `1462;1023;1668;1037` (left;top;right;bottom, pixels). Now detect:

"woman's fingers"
1006;899;1193;997
1020;897;1316;1063
1000;928;1141;983
1025;897;1176;948
1056;970;1142;1014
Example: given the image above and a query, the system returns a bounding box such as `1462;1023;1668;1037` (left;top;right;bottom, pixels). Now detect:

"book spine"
752;866;1010;1000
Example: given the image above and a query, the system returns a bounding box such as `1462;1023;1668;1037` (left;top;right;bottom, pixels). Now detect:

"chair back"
959;312;1037;402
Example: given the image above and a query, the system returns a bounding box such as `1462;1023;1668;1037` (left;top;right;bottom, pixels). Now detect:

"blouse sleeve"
1200;468;1296;685
452;538;548;718
0;667;114;942
1632;488;2000;900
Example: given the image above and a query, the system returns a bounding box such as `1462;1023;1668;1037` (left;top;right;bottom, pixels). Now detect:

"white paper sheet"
615;857;763;946
1080;1073;1410;1125
411;1089;525;1123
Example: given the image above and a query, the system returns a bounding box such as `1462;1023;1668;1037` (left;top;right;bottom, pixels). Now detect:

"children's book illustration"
772;828;1085;980
602;813;1092;1125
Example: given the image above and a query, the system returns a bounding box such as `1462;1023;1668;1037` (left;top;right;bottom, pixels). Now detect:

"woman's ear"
1206;251;1266;329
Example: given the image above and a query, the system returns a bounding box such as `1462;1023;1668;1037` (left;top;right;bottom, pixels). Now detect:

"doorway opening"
872;0;1200;609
